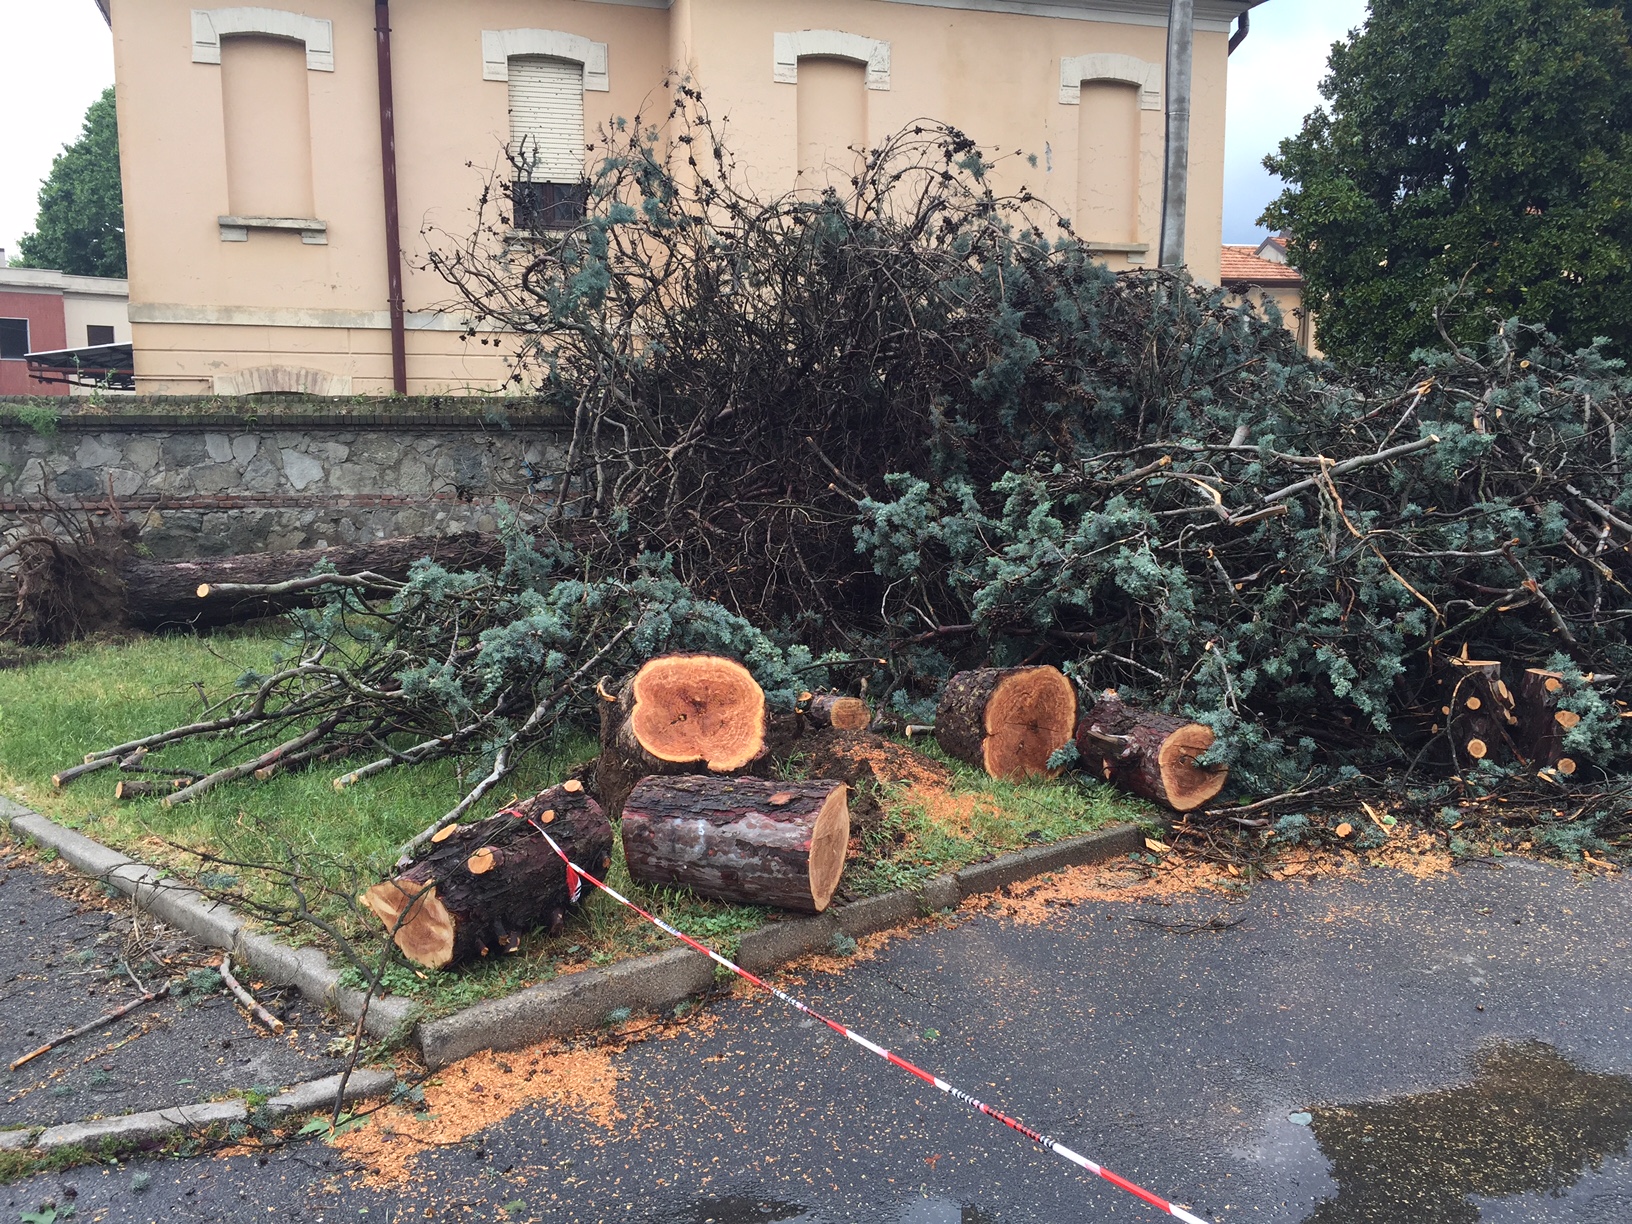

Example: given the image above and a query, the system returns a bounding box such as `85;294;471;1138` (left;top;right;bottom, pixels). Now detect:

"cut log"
802;693;871;732
1075;691;1227;812
933;667;1077;781
622;775;850;912
362;782;612;970
1515;668;1584;775
597;654;768;819
1442;657;1518;768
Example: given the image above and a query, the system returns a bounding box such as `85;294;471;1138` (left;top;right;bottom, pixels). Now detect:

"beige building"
95;0;1264;395
1222;233;1318;357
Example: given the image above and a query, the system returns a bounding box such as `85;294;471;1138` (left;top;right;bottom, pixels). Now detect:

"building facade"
97;0;1263;395
1222;233;1318;357
0;267;132;396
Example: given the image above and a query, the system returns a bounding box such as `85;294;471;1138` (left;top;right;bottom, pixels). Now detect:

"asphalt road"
0;847;350;1129
7;857;1631;1224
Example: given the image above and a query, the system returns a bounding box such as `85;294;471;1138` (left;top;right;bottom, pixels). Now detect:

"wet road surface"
6;857;1630;1223
0;847;350;1129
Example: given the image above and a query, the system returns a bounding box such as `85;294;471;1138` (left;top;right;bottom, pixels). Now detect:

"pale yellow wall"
1228;285;1321;358
111;0;1240;393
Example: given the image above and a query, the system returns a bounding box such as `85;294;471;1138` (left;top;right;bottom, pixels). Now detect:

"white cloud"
0;3;116;264
1223;0;1371;243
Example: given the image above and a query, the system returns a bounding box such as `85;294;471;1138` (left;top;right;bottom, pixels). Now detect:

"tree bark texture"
597;654;767;819
1515;668;1580;775
621;775;851;913
362;782;611;970
133;534;504;629
934;667;1077;781
1076;691;1227;812
1439;658;1520;769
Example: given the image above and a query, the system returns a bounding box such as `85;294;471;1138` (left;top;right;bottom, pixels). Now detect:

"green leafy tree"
15;87;126;278
1262;0;1632;365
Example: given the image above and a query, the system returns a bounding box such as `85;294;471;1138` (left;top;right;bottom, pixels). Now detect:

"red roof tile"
1221;245;1305;288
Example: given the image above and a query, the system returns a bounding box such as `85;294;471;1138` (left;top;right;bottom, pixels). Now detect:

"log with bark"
801;692;871;731
1515;667;1581;776
596;654;768;818
144;534;505;628
4;531;505;642
362;781;611;969
621;775;851;912
1438;656;1520;768
933;666;1078;781
1075;691;1228;812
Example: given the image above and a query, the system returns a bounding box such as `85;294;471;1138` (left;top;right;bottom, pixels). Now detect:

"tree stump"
597;654;767;818
1075;692;1227;812
1439;657;1519;768
362;781;612;969
1515;668;1580;776
802;693;871;731
934;667;1077;781
622;775;850;913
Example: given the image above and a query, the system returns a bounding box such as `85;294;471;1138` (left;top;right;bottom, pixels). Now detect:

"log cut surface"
803;694;871;731
622;775;850;912
1077;692;1227;812
935;667;1077;781
598;654;768;819
363;782;611;969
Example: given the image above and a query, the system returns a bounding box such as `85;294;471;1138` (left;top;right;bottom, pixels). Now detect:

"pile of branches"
424;89;1629;799
52;90;1629;845
69;535;818;845
858;317;1632;792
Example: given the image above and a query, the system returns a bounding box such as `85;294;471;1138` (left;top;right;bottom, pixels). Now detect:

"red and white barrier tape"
533;822;1211;1224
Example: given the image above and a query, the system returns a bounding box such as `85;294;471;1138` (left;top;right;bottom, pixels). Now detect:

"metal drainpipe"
1159;0;1194;270
375;0;408;395
1229;12;1251;56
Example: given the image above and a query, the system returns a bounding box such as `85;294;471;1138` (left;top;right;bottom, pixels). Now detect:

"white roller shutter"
509;56;585;182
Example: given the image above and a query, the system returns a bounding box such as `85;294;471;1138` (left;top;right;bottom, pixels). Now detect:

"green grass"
0;629;1149;1017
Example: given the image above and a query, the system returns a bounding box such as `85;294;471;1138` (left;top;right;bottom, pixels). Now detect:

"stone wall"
0;399;570;560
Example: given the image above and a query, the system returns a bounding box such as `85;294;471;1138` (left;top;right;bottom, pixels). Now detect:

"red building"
0;266;131;396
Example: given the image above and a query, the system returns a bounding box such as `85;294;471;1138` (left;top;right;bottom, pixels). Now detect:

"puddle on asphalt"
1298;1040;1632;1222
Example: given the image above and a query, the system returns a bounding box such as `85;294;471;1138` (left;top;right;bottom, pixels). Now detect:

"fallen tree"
4;530;504;641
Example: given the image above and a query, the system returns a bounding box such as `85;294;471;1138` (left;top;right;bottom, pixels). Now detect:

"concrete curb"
0;797;420;1043
7;1068;401;1155
0;794;1142;1071
418;822;1142;1070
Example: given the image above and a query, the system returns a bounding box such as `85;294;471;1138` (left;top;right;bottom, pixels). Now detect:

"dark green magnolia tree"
15;87;127;278
1262;0;1632;366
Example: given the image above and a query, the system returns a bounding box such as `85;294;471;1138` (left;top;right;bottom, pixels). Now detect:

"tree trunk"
596;654;767;819
129;533;505;629
362;781;612;970
803;693;871;731
1515;668;1580;776
622;775;850;913
1439;657;1520;769
1076;691;1227;812
934;666;1077;781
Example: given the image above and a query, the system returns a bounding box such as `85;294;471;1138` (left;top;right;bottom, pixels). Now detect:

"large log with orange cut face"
362;781;612;970
596;654;768;818
933;666;1078;781
1074;691;1227;812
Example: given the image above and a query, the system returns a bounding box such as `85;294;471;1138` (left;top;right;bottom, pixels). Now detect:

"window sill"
219;216;329;245
1083;241;1150;263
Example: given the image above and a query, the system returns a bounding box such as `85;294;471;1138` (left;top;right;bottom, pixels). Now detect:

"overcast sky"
0;1;1368;265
